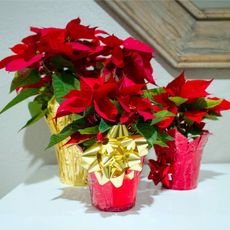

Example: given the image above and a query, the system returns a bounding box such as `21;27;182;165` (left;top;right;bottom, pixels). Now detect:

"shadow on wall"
23;118;57;183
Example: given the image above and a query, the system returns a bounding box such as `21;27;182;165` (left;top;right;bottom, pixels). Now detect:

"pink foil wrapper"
154;129;209;190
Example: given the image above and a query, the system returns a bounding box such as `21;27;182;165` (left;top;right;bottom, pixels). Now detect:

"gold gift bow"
81;125;148;187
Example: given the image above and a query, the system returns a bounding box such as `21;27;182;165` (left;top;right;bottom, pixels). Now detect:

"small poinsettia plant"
146;72;230;139
146;72;230;188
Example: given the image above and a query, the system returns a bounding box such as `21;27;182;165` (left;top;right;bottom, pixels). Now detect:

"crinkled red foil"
88;171;141;212
154;129;209;190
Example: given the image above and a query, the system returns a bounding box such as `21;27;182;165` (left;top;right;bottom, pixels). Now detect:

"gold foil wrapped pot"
45;97;87;186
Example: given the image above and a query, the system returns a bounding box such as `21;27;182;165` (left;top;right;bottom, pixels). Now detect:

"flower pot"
153;128;209;190
82;125;148;211
45;97;87;186
88;171;141;212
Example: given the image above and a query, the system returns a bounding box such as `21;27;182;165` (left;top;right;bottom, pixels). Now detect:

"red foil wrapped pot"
82;125;148;211
88;171;141;212
150;129;209;190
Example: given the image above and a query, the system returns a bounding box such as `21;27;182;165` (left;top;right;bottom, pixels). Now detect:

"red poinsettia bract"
0;18;100;72
56;76;155;124
153;72;230;134
99;34;155;84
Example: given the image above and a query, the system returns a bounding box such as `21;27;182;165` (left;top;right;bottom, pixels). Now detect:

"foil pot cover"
88;171;141;212
153;128;209;190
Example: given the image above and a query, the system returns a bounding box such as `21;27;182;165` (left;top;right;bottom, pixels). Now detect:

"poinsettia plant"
0;18;154;126
146;72;230;139
146;72;230;188
0;17;173;149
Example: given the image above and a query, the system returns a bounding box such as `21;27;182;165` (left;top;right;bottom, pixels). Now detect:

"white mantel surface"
0;164;229;230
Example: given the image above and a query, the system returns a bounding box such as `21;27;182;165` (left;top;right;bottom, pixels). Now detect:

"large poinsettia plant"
0;17;172;149
146;72;230;139
0;18;154;126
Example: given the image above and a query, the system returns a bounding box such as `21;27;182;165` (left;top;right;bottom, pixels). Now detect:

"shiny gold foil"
45;97;87;186
82;125;148;188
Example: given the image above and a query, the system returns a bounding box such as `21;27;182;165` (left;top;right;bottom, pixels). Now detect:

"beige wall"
0;0;229;198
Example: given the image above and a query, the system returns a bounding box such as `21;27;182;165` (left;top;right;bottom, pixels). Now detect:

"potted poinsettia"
147;72;230;190
0;18;159;187
48;70;173;211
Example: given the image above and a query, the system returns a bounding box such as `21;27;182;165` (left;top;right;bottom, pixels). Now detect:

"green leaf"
46;119;85;148
205;98;223;109
204;114;219;120
149;87;165;95
154;140;168;147
47;133;71;149
169;96;188;106
189;128;203;137
154;132;174;147
113;100;123;114
165;134;174;141
193;98;223;109
75;114;84;120
10;69;40;93
136;121;158;146
78;126;99;135
151;110;175;125
143;87;165;99
19;101;47;130
99;119;112;133
46;127;76;149
28;101;42;117
82;138;97;147
0;88;39;114
161;131;174;141
34;94;52;111
19;109;47;131
83;106;94;117
154;131;174;147
52;72;80;104
142;90;154;100
50;55;75;72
